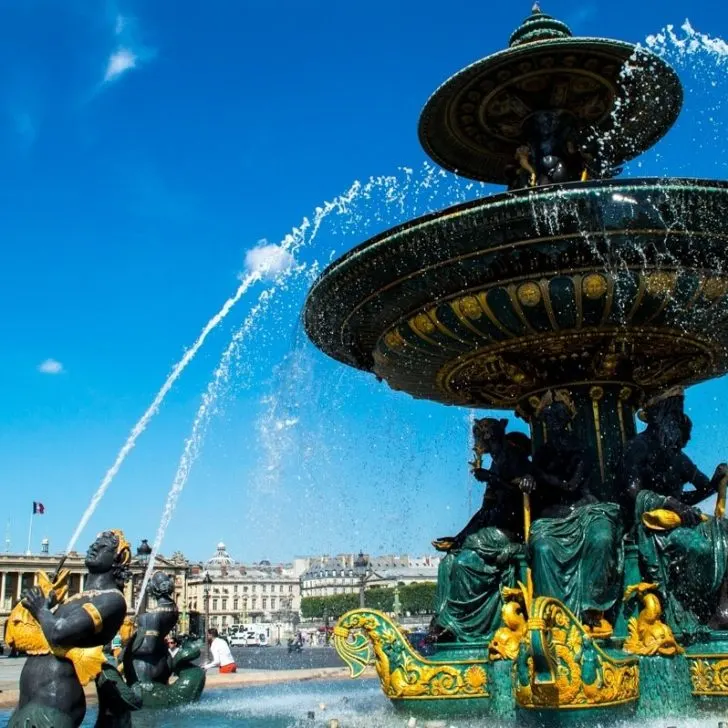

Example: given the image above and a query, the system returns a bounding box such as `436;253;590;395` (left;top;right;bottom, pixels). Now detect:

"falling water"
134;277;286;610
64;270;262;555
134;170;432;600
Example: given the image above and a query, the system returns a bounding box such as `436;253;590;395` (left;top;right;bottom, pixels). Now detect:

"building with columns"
0;539;191;643
186;542;302;636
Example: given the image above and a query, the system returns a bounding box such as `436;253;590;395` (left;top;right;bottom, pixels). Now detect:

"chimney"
41;538;49;555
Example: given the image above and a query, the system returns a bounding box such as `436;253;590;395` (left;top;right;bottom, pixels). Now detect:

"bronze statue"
121;570;206;708
6;530;132;728
429;418;532;643
123;571;178;685
624;387;728;637
528;391;624;636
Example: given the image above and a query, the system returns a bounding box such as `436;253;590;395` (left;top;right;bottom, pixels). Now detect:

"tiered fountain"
304;4;728;724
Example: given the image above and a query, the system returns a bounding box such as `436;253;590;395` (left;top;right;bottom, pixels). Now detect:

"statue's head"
534;389;576;432
473;417;508;454
85;529;132;589
641;386;685;451
149;571;175;599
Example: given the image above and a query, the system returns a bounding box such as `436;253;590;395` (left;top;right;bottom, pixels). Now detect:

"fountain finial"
509;5;571;46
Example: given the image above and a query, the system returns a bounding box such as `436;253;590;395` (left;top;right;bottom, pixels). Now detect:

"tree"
399;582;437;615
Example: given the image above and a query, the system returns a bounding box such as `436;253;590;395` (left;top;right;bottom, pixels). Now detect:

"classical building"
186;542;302;634
0;538;191;642
298;552;441;598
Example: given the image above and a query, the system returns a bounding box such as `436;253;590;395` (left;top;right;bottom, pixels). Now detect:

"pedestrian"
166;635;180;658
202;628;237;673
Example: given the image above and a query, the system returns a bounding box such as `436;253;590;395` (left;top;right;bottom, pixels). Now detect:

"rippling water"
1;680;726;727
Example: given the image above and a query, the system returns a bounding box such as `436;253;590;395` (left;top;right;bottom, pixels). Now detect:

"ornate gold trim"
82;603;104;635
622;583;682;656
514;597;639;710
590;386;605;482
333;609;489;701
688;656;728;695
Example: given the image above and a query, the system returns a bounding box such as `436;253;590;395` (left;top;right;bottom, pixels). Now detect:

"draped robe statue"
430;418;533;643
527;391;624;634
624;387;728;638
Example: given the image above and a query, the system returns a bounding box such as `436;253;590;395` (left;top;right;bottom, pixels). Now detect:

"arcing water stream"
63;20;728;583
64;269;262;556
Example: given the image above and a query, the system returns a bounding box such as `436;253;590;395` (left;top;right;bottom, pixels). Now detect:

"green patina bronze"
304;3;728;724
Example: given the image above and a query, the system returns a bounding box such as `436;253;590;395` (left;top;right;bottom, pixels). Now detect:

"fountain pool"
1;680;724;727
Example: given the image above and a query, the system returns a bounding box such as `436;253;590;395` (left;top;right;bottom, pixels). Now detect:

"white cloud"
104;48;138;83
244;242;296;280
38;359;64;375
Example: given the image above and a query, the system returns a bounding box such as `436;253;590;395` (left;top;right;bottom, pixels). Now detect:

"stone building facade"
186;543;302;635
298;552;441;598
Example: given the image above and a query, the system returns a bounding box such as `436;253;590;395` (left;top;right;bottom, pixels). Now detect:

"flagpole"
26;511;34;555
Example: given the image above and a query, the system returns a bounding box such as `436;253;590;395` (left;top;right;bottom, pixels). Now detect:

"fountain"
304;4;728;724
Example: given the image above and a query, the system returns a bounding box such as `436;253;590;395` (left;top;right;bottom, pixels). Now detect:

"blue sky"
2;0;728;564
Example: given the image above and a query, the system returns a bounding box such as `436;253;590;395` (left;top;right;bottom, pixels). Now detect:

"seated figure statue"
123;572;178;686
624;386;728;638
6;530;133;728
528;390;625;636
429;417;534;643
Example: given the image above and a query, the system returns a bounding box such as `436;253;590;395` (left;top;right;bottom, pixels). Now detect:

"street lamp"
135;539;153;612
203;571;213;661
354;551;369;608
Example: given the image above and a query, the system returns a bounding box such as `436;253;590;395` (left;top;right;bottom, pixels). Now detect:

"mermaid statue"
5;530;134;728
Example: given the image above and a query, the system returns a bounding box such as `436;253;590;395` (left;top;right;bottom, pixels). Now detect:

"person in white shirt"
202;628;237;673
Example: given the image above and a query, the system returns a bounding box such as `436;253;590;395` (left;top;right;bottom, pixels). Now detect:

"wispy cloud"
37;359;64;375
102;13;153;86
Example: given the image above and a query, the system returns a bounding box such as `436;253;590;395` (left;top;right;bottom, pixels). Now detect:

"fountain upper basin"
304;177;728;407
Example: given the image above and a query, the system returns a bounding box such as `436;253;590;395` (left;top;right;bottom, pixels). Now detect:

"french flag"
33;502;45;515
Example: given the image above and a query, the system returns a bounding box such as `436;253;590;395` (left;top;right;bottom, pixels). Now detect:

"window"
262;597;267;609
252;597;257;608
243;585;248;593
262;584;267;593
234;585;238;594
212;599;218;611
289;585;293;593
221;599;227;610
251;585;257;593
233;598;239;610
270;597;276;610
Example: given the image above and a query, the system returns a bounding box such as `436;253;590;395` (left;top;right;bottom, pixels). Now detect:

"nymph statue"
624;386;728;638
430;417;533;642
527;390;625;636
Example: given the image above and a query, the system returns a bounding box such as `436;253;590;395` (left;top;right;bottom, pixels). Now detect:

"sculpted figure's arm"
23;588;125;648
679;458;728;506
